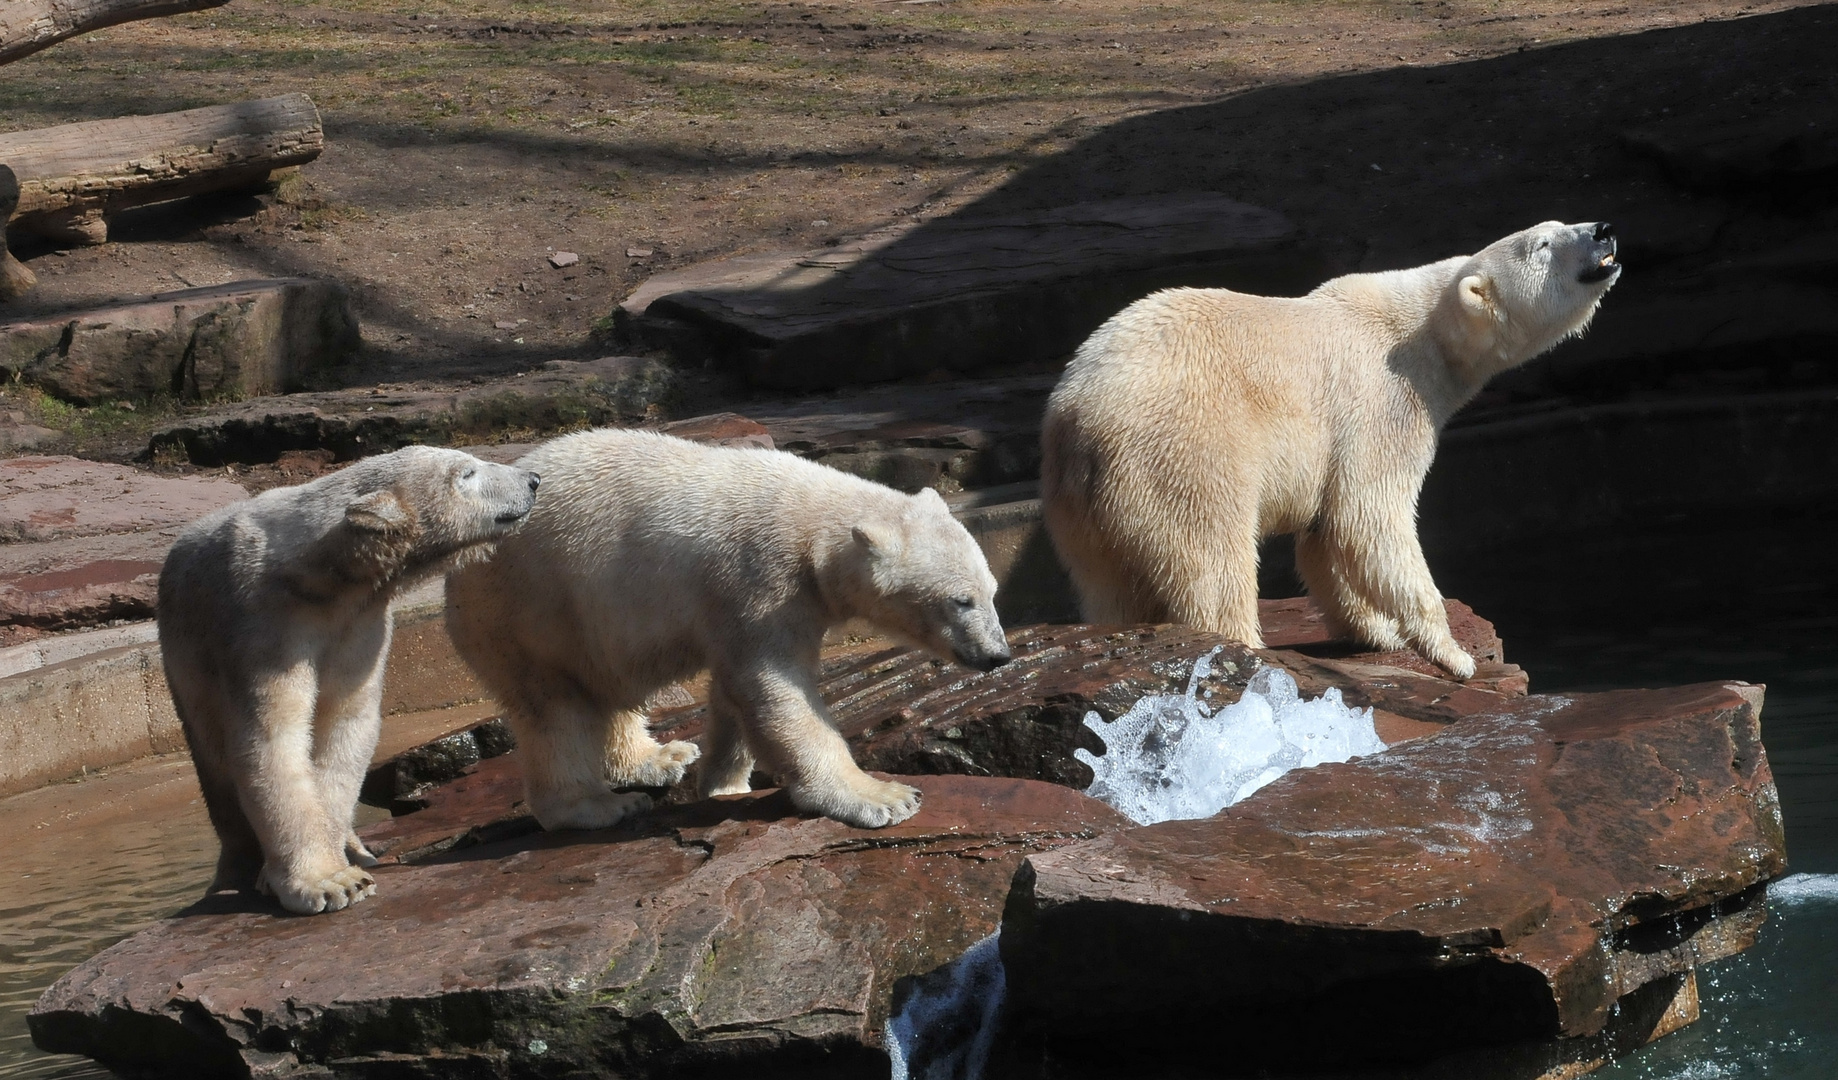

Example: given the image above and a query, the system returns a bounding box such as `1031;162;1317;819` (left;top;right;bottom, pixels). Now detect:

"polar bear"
1041;220;1622;679
158;446;540;914
444;429;1012;832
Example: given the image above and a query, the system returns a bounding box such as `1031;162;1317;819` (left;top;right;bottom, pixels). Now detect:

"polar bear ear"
1458;274;1495;317
916;487;947;507
346;489;413;533
851;521;902;559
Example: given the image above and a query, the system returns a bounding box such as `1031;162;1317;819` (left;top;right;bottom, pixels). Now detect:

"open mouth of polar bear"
1577;240;1620;284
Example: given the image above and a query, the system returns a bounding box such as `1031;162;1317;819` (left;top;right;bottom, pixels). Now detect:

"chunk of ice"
1075;649;1387;826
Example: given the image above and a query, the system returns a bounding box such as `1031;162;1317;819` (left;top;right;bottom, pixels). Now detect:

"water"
1075;651;1385;825
0;759;218;1080
889;659;1382;1079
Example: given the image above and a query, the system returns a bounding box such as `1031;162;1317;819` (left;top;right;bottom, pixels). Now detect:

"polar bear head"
1436;220;1621;380
334;446;541;584
850;487;1012;672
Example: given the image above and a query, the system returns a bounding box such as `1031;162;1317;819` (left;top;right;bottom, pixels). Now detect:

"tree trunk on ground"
0;0;231;66
0;167;35;302
0;94;322;246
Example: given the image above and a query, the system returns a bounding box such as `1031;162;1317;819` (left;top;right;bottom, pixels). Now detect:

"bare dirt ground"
0;0;1825;457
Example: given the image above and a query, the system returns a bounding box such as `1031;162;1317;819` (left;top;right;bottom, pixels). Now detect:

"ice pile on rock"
1076;648;1387;825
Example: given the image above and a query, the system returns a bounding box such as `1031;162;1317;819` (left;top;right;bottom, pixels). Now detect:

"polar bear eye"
952;596;974;608
461;467;477;481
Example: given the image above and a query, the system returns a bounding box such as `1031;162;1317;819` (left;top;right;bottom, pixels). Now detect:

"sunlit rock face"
997;682;1786;1077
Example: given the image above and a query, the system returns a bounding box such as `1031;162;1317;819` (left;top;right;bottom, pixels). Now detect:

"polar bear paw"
1427;642;1477;682
616;739;701;789
535;789;654;832
258;862;376;915
795;773;923;829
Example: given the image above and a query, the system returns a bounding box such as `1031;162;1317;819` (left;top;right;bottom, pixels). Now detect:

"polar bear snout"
957;640;1013;672
1577;222;1620;284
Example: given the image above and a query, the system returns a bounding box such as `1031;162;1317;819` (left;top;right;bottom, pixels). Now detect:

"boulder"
615;194;1325;389
997;681;1786;1076
30;775;1128;1079
0;278;358;405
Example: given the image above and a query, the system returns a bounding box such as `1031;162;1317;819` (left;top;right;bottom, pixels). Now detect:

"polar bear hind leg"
697;681;757;798
506;683;659;831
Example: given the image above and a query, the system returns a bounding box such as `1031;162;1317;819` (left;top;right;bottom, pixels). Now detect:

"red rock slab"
30;775;1126;1079
997;681;1785;1074
0;456;246;544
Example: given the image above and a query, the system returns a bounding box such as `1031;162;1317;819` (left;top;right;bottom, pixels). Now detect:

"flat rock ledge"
32;776;1126;1079
29;606;1785;1079
615;194;1325;389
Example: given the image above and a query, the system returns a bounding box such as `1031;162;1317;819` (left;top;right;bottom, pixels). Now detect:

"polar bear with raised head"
159;446;540;914
1041;220;1622;679
445;429;1012;832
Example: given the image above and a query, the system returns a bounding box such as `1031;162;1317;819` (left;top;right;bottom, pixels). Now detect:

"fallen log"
0;93;322;246
0;166;34;300
0;0;231;67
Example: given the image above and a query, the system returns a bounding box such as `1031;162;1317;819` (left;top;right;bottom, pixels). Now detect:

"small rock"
547;251;580;268
626;246;654;258
493;320;519;331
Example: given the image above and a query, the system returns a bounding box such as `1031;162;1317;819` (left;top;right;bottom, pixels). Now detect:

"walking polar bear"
1042;220;1622;679
159;447;540;914
445;429;1011;832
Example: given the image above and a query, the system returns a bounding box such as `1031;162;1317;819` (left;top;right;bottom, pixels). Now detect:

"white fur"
444;429;1011;831
159;446;539;914
1041;221;1622;679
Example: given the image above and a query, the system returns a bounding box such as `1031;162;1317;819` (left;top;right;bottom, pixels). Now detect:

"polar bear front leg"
717;660;921;829
1331;508;1475;681
312;616;390;870
1295;529;1407;649
241;665;376;914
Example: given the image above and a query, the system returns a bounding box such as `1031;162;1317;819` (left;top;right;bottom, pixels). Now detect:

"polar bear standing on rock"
1042;220;1622;679
159;447;540;914
445;429;1012;832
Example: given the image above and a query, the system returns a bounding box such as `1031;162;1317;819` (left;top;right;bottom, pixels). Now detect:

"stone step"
0;278;357;405
615;193;1327;389
145;354;679;466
